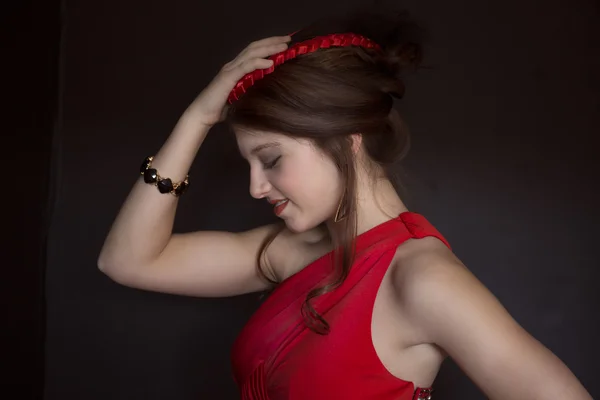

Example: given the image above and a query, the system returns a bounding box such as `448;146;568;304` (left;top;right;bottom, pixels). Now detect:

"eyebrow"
250;142;281;156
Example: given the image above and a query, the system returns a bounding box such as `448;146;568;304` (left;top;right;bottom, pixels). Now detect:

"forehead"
235;128;307;158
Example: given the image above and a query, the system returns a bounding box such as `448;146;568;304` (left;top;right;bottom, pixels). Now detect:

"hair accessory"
334;192;348;222
228;32;383;104
140;156;189;197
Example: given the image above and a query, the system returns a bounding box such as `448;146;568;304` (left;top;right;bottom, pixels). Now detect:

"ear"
350;133;363;155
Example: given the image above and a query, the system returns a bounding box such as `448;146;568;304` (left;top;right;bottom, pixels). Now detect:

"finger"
237;58;274;75
247;35;292;50
246;42;289;59
236;37;289;64
219;58;274;88
228;42;288;71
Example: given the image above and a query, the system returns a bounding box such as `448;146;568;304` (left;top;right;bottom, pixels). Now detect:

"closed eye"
263;156;281;170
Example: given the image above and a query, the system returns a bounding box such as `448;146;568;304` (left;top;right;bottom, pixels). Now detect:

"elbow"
97;248;115;274
97;256;117;280
97;254;142;288
97;256;110;275
97;254;126;284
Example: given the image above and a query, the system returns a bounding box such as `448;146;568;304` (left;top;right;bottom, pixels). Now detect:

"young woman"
97;9;592;400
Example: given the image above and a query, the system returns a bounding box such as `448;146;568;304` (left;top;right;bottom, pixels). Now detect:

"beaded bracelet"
140;156;189;197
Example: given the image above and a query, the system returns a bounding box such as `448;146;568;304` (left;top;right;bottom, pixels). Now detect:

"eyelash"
263;156;281;170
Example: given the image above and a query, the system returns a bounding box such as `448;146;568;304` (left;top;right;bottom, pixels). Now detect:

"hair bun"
384;42;422;73
293;4;427;79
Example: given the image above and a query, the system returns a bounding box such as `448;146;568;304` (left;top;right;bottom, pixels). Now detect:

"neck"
325;176;409;238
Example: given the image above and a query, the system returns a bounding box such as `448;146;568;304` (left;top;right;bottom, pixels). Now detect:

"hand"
190;35;292;128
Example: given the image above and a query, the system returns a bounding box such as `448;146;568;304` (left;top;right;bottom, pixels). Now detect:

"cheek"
279;158;340;203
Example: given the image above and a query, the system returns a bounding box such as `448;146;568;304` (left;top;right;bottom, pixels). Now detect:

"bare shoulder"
392;235;460;267
387;237;593;399
390;235;459;282
388;236;474;330
389;235;516;347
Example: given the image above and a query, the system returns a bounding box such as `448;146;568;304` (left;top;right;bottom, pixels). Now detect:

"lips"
274;199;289;216
268;198;287;205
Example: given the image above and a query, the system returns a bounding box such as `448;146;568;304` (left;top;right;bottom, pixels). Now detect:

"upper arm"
394;245;592;399
101;222;286;298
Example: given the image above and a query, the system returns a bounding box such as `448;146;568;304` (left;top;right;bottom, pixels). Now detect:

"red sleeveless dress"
231;211;451;400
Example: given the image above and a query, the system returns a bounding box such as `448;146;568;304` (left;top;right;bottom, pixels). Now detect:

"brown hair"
226;6;427;334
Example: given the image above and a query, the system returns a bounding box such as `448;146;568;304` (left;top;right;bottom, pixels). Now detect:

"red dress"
231;211;451;399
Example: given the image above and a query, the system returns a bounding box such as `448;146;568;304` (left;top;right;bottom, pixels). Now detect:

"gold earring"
334;195;347;222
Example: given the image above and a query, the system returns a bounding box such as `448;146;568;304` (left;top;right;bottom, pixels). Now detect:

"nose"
249;167;272;199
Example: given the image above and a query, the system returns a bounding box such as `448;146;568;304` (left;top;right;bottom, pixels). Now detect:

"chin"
283;218;308;234
283;213;324;234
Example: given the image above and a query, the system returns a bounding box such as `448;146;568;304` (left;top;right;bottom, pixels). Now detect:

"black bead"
157;178;174;193
174;180;188;196
140;157;152;174
143;168;158;183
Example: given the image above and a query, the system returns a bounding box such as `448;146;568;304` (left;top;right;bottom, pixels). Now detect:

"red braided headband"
227;32;383;104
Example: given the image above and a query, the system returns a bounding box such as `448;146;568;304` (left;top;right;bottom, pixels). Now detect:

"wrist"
177;108;214;133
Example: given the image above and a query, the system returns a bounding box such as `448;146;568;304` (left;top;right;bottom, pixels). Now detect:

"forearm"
97;107;211;272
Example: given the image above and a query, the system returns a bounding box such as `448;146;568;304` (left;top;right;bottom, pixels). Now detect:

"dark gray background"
43;0;598;398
